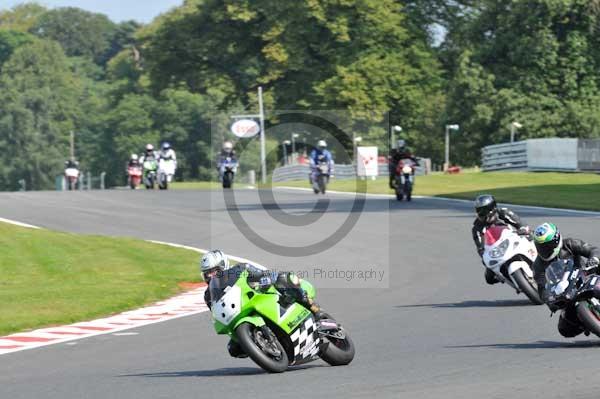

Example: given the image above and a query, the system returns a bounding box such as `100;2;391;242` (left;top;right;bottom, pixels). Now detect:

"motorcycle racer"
200;250;322;358
158;142;177;168
389;139;419;189
139;144;158;164
532;223;600;337
472;194;529;284
309;140;334;185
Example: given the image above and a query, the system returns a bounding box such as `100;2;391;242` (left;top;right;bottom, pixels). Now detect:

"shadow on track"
121;364;325;378
396;299;533;308
447;340;600;350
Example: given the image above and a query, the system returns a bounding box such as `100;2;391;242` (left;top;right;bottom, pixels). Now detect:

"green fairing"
211;270;313;338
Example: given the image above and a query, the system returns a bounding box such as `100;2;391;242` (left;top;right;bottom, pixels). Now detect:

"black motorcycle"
544;258;600;337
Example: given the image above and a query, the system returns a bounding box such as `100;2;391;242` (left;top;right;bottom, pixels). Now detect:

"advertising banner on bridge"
357;146;378;177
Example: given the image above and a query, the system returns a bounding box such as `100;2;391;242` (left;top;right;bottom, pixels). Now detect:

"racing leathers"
533;239;600;338
472;207;524;284
309;148;334;184
204;263;321;358
158;148;177;169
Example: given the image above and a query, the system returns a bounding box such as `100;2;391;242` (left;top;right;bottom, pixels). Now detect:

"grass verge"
0;222;201;336
275;172;600;211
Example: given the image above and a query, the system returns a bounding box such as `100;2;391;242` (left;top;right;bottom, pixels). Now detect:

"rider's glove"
517;226;531;236
586;257;600;270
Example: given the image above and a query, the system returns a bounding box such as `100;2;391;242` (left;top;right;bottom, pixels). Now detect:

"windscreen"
545;259;572;287
208;265;245;303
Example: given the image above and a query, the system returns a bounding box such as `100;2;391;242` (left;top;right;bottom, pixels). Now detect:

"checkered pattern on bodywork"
290;317;321;364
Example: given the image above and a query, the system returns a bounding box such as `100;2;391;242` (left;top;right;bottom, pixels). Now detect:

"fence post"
87;172;92;190
18;179;26;191
100;172;106;190
248;170;256;186
78;173;84;190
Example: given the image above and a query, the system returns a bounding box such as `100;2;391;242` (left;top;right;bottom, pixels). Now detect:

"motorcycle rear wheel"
576;302;600;337
235;323;289;373
318;313;355;366
511;269;543;305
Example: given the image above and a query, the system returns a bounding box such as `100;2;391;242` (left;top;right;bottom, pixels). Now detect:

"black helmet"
474;194;497;223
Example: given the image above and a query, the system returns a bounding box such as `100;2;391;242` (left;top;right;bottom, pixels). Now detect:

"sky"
2;0;184;23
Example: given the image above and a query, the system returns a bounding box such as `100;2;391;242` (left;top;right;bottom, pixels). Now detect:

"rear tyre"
511;269;543;305
319;327;355;366
576;302;600;337
235;323;288;373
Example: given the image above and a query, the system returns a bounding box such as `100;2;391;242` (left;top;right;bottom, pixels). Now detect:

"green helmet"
533;223;562;261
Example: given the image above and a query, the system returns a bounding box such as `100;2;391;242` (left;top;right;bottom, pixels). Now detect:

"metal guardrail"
481;142;528;171
482;138;600;172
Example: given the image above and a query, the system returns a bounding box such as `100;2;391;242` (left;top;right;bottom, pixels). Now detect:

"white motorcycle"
482;225;543;305
157;159;176;190
64;167;80;190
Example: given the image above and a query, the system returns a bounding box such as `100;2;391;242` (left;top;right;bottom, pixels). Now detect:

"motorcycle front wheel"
511;269;543;305
222;172;233;189
404;181;412;202
235;323;289;373
319;177;327;194
576;301;600;337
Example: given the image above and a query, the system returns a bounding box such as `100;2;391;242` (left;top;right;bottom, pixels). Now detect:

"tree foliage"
3;0;600;190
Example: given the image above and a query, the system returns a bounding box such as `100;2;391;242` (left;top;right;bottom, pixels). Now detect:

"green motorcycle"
209;265;355;373
143;159;158;189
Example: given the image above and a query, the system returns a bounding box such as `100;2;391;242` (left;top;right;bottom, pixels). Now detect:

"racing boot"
484;268;499;285
227;340;248;358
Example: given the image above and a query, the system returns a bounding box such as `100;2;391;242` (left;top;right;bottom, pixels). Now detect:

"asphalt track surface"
2;188;600;399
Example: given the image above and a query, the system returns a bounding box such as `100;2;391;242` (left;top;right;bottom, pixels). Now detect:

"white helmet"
201;250;230;281
317;140;327;149
145;144;154;152
223;141;233;153
130;154;138;161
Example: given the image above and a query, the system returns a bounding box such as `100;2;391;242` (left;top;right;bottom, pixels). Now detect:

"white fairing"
482;226;537;289
64;168;79;178
212;285;242;326
158;159;176;182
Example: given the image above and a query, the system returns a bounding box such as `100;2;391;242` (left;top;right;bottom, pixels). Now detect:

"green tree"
30;7;118;65
0;3;46;32
0;39;81;190
0;29;34;69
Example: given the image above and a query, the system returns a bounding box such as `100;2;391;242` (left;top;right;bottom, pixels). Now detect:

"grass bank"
276;172;600;211
0;222;201;336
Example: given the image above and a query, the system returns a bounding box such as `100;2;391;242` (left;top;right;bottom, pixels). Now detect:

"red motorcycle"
394;158;417;201
128;165;143;189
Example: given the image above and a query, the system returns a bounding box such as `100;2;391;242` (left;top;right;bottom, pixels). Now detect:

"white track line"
276;186;600;216
0;218;261;356
0;217;41;229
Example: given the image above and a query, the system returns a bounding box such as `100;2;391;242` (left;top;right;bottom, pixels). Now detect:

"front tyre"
576;302;600;337
511;269;543;305
318;174;326;194
404;181;412;202
235;323;288;373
